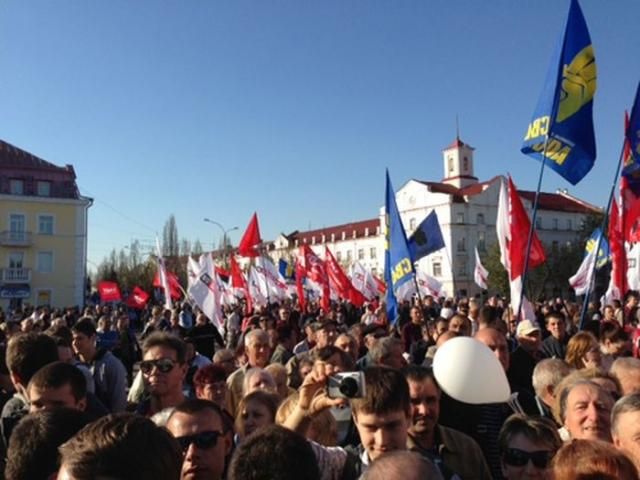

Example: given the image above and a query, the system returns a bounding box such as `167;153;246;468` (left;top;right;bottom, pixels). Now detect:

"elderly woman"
235;390;280;442
498;414;562;480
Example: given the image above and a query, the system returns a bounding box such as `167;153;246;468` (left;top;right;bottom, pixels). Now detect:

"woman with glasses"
498;414;562;480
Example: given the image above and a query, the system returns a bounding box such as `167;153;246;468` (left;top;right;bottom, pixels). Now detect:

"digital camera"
327;371;366;399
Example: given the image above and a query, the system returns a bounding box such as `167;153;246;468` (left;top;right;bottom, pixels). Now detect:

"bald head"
611;357;640;396
436;331;458;348
474;328;509;372
362;451;443;480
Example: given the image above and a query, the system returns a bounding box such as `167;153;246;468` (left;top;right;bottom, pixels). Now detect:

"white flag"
247;266;268;307
351;261;379;300
255;256;289;301
188;262;224;331
474;247;489;290
187;256;200;290
416;268;444;298
155;237;173;310
569;242;598;296
627;243;640;292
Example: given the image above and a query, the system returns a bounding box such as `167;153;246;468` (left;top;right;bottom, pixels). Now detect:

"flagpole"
578;140;627;330
516;135;550;321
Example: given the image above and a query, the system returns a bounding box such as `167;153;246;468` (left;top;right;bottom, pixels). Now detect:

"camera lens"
339;377;359;398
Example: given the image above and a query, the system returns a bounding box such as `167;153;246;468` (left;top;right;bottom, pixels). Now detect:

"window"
456;213;464;224
566;219;572;230
341;231;346;241
321;234;325;243
36;289;52;306
331;233;335;242
352;230;357;239
553;218;559;230
311;236;316;245
371;267;378;277
39;215;54;235
336;251;342;262
8;252;24;269
463;157;469;171
370;247;377;259
9;179;23;195
37;252;53;273
433;262;442;277
478;232;486;252
409;218;417;231
358;249;364;260
448;157;454;172
364;228;369;236
9;214;25;242
457;237;466;252
376;226;380;235
457;260;467;276
37;181;51;196
346;250;352;262
477;213;485;225
536;217;542;229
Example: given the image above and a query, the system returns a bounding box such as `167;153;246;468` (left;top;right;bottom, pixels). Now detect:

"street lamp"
203;219;239;265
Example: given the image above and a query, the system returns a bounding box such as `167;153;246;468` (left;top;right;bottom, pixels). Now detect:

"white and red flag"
230;255;252;313
474;246;489;290
351;261;380;301
126;286;149;309
298;245;330;312
496;176;546;317
98;281;121;303
325;248;365;307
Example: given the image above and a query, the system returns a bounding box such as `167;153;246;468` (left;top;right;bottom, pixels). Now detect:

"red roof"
289;218;380;245
443;137;474;151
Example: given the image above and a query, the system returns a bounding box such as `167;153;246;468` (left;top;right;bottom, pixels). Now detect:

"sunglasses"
175;430;223;452
140;358;177;374
503;448;553;469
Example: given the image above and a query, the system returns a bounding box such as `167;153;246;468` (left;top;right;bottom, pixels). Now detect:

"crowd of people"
1;291;640;479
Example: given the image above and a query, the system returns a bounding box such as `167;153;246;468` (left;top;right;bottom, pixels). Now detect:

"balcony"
1;268;31;283
0;231;33;247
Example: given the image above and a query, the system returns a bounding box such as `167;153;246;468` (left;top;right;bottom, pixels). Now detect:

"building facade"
267;137;601;297
0;140;92;310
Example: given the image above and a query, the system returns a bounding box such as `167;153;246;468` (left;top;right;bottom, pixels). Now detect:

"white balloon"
433;336;511;404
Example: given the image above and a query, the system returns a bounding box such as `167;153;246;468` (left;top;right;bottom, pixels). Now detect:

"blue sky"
0;1;638;269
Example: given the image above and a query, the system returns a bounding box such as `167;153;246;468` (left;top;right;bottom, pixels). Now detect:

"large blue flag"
521;0;596;185
278;258;295;280
408;210;445;262
584;228;609;269
384;170;415;323
622;83;640;180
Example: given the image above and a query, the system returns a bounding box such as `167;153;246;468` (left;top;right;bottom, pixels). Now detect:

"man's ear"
77;397;87;412
9;371;22;390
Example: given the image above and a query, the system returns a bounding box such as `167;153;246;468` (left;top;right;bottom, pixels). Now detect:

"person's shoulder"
438;424;484;453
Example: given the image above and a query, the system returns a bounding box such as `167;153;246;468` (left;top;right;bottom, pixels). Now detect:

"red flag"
295;258;306;311
230;255;252;314
373;274;386;295
325;248;365;307
237;212;262;257
153;271;182;300
98;281;122;302
126;286;150;309
610;199;627;298
299;245;330;312
507;176;546;279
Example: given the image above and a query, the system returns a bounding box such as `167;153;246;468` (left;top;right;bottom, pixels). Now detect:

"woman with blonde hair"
552;439;637;480
276;392;338;446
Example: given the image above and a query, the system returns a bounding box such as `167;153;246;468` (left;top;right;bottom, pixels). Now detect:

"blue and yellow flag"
521;0;596;185
622;83;640;180
384;170;415;323
585;228;609;269
278;258;295;280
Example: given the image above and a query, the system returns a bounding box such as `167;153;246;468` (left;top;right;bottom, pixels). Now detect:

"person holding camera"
281;363;413;479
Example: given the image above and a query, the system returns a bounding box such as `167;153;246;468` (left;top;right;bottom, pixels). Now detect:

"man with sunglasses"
137;332;188;417
403;366;491;480
166;399;232;480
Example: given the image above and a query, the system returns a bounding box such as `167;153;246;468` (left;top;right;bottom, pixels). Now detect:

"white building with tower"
267;137;601;297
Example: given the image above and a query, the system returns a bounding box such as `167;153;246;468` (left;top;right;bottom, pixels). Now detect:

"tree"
193;239;203;255
162;215;179;257
180;238;191;256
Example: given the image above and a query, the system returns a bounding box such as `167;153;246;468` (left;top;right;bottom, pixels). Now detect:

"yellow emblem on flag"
557;45;596;122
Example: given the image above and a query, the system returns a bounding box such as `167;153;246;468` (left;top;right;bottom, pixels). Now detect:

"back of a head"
6;333;59;385
228;424;320;480
6;408;89;480
58;413;182;480
532;358;572;398
362;451;443;480
28;361;87;401
552;439;637;480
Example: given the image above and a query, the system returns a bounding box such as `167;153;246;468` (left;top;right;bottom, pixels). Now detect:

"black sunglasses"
175;431;223;452
503;448;553;469
140;358;176;375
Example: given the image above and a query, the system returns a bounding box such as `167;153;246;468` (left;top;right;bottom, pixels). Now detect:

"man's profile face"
71;332;94;358
613;409;640;472
407;378;440;437
167;410;230;480
28;383;86;412
353;409;409;462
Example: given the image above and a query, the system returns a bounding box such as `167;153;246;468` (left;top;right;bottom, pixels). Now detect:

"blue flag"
278;258;295;280
585;228;609;269
521;0;596;185
623;83;640;180
408;210;445;262
384;170;415;323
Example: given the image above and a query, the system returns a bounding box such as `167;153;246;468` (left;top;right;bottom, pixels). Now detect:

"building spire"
455;114;460;141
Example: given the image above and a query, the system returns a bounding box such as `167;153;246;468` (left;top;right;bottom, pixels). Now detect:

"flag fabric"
569;230;602;295
237;212;262;257
496;176;546;316
623;83;640;180
584;228;609;269
325;248;365;307
155;238;175;309
187;256;200;290
415;268;444;298
126;286;150;309
152;271;182;300
408;210;445;262
247;266;268;307
474;247;489;290
295;258;307;311
521;0;597;185
98;281;121;303
230;255;252;313
278;259;296;280
628;243;640;291
384;170;416;323
188;263;224;331
298;245;330;312
351;261;380;301
373;274;386;295
255;255;289;302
